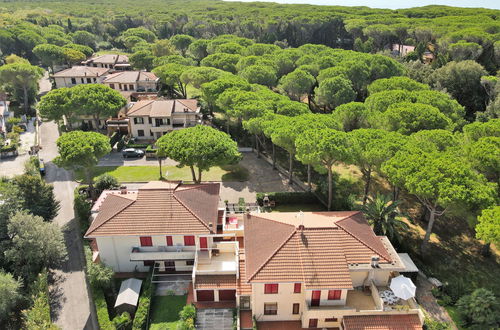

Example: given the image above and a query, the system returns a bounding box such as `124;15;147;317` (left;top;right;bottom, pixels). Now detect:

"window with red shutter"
264;284;279;294
166;236;173;246
294;283;301;293
327;290;342;300
139;236;152;246
184;235;195;246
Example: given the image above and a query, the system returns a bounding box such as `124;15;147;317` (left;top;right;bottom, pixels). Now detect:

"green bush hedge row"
132;273;152;330
256;191;319;205
92;286;115;330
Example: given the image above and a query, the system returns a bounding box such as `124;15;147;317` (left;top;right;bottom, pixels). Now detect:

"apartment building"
52;66;110;88
102;71;158;96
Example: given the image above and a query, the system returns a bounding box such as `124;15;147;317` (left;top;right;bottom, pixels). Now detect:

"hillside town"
0;1;499;330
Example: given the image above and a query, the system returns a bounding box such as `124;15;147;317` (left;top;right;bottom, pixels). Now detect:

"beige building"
82;54;131;71
52;66;110;88
102;71;159;95
111;98;201;140
85;181;224;273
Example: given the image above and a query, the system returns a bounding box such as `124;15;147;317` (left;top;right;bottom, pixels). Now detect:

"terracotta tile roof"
343;314;422;330
244;211;392;289
85;181;220;237
52;66;109;77
237;251;252;295
126;99;199;118
84;54;129;65
195;275;237;289
103;71;158;84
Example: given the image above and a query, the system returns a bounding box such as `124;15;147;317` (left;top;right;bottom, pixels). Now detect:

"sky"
225;0;500;10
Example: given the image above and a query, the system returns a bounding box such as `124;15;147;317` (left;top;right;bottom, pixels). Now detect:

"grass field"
76;164;249;182
149;295;187;330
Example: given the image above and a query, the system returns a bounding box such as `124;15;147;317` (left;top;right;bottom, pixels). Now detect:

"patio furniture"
379;290;400;305
390;275;417;300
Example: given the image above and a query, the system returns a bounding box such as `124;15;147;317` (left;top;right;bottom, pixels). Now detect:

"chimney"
208;222;213;233
371;256;380;268
120;186;127;194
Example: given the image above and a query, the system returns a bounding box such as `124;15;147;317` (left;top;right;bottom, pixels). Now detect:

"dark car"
122;148;145;158
39;158;45;176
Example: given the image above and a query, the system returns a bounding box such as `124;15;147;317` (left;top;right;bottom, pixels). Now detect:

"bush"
85;246;114;290
110;132;121;147
132;273;152;330
23;271;58;329
112;312;132;329
74;187;92;234
95;174;120;191
92;286;115;330
12;125;24;134
424;318;451;330
177;317;195;330
179;304;196;321
256;191;319;205
456;288;500;328
24;156;40;177
117;136;127;151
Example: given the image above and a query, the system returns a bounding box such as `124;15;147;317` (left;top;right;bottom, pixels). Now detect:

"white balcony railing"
130;245;196;261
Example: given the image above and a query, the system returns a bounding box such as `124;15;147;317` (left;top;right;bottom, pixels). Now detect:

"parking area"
98;151;178;166
154;274;191;296
196;308;233;330
0;118;36;178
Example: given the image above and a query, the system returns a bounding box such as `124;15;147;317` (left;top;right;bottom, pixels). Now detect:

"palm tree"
361;193;409;243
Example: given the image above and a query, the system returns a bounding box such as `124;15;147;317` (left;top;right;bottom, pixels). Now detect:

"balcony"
304;282;423;322
130;245;196;261
194;242;239;275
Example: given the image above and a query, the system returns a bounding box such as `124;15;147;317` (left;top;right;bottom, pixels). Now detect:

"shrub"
112;312;132;329
95;174;119;191
177;317;195;330
85;247;114;290
179;304;196;321
256;191;319;205
74;187;92;234
424;318;451;330
117;136;127;151
23;271;58;329
12;125;24;134
109;132;121;147
92;286;114;330
132;273;152;330
456;288;500;328
24;156;40;177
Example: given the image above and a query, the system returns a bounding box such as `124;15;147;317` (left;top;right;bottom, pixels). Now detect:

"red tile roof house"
84;181;225;274
86;181;423;329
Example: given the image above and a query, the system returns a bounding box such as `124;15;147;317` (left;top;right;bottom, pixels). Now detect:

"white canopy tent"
390;275;416;300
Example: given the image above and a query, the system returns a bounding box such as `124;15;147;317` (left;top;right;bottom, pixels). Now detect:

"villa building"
102;71;159;97
87;181;423;329
106;98;202;139
52;66;110;88
82;54;131;71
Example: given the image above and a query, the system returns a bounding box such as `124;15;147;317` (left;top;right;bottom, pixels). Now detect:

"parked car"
122;148;144;158
39;158;45;176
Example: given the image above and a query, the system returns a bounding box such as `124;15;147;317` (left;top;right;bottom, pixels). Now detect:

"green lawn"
76;164;248;183
149;295;187;330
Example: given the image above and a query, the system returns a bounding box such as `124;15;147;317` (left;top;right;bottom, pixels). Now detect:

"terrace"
194;241;239;275
130;245;196;261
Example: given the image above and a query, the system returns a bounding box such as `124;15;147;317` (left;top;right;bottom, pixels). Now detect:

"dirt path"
415;273;457;328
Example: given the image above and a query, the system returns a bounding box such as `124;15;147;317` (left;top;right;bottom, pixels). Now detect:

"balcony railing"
130;245;196;261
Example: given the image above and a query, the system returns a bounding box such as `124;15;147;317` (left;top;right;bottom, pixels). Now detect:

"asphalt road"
39;120;98;330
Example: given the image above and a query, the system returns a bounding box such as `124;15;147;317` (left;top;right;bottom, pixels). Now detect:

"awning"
398;253;419;273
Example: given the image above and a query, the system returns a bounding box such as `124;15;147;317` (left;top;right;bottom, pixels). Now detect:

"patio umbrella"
390;275;416;300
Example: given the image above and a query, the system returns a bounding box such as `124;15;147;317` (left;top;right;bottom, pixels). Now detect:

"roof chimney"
371;256;380;268
120;186;127;194
208;222;213;233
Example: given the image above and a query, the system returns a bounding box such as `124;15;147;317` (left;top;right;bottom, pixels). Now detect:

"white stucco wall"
54;76;104;88
350;270;392;287
251;282;305;322
95;234;207;273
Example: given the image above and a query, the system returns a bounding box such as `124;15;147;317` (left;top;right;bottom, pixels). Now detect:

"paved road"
39;120;98;330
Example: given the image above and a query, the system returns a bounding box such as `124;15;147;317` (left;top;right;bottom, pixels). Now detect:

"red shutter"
294;283;301;293
166;236;173;246
184;235;195;246
264;284;279;294
311;290;321;306
328;290;342;300
139;236;152;246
